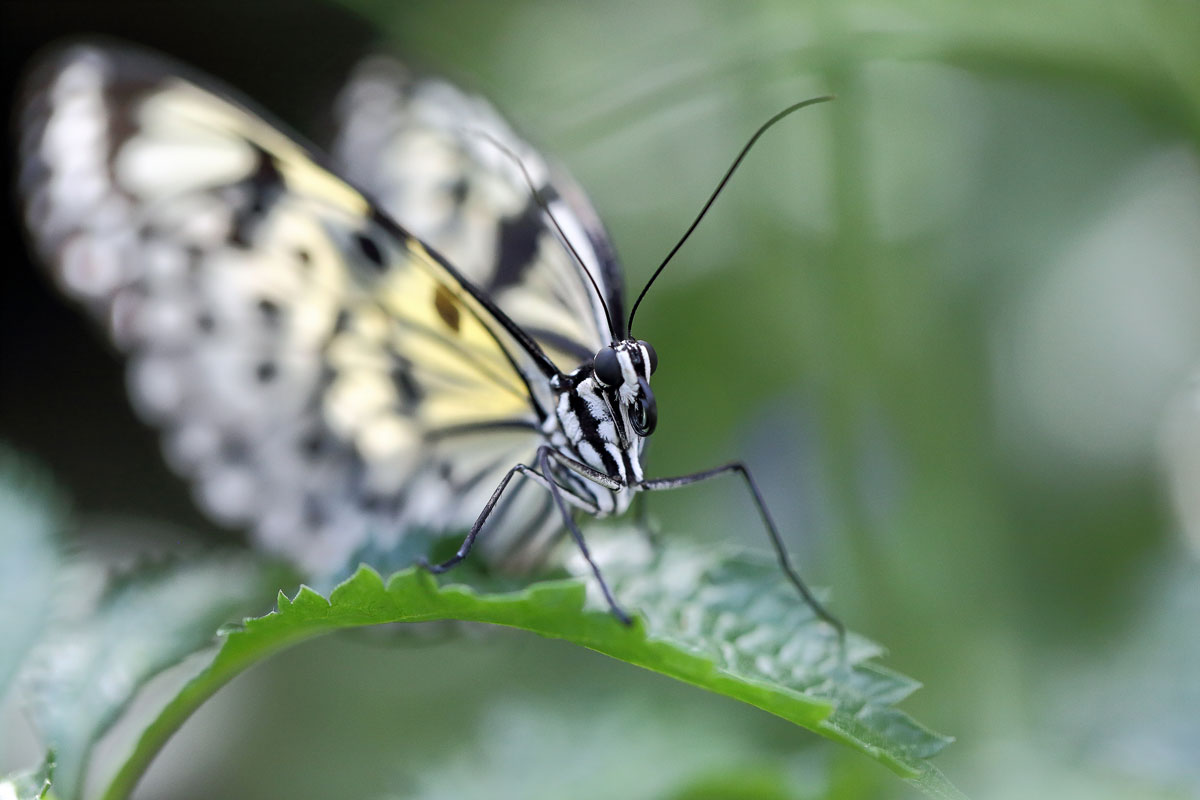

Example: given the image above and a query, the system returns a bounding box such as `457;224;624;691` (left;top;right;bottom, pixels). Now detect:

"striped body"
551;339;656;515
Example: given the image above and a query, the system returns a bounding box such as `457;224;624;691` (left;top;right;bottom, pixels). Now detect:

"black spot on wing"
448;176;470;207
230;147;284;248
257;298;281;326
358;490;403;516
390;356;424;407
221;435;250;464
433;285;461;332
303;492;327;529
355;233;385;269
184;243;204;266
299;430;329;459
488;199;544;293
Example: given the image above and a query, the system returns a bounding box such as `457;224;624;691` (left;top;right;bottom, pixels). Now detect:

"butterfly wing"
18;43;564;575
333;56;625;367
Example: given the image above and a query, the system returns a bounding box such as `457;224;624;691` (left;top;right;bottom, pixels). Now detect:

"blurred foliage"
22;553;284;799
0;449;62;711
411;700;818;800
4;0;1200;798
0;752;55;800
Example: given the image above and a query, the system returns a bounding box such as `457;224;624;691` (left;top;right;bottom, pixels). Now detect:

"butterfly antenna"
468;129;616;336
627;95;834;333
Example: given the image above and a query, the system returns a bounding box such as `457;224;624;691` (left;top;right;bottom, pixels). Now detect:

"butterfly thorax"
550;339;658;515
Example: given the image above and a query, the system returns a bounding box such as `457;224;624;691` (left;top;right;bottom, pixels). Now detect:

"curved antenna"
468;129;616;338
627;95;834;333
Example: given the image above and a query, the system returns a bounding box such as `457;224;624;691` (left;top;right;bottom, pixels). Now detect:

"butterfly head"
589;339;658;438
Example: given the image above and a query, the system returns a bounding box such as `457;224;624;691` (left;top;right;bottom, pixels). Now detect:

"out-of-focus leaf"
23;555;285;799
0;752;55;800
0;447;63;700
409;696;819;800
860;0;1200;143
1039;556;1200;798
101;541;960;800
338;0;1200;146
666;769;796;800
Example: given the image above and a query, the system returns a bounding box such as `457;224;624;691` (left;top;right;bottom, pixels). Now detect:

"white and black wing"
18;43;563;576
333;56;625;366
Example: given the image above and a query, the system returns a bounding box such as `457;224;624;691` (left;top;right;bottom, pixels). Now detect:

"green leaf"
101;541;961;800
0;446;64;700
23;554;286;799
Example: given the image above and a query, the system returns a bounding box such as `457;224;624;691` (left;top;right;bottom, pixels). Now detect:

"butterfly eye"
638;340;658;374
593;346;622;386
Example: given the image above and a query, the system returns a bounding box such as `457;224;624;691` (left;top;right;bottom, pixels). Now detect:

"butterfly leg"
536;446;632;626
418;451;631;625
419;462;549;574
639;462;844;639
420;456;601;575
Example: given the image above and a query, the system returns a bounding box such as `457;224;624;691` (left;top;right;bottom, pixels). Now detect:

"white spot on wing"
130;356;185;417
324;371;394;439
166;423;221;471
61;235;125;297
116;136;255;197
199;466;256;524
137;299;192;343
359;416;419;493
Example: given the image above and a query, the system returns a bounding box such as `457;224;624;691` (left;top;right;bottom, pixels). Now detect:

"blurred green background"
2;1;1199;798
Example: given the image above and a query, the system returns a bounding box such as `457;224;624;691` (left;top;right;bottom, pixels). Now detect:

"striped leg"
639;462;844;639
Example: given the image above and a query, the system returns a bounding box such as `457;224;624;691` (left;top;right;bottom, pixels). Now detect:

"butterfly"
17;40;840;632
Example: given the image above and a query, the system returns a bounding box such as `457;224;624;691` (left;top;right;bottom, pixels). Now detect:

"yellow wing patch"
19;42;552;574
